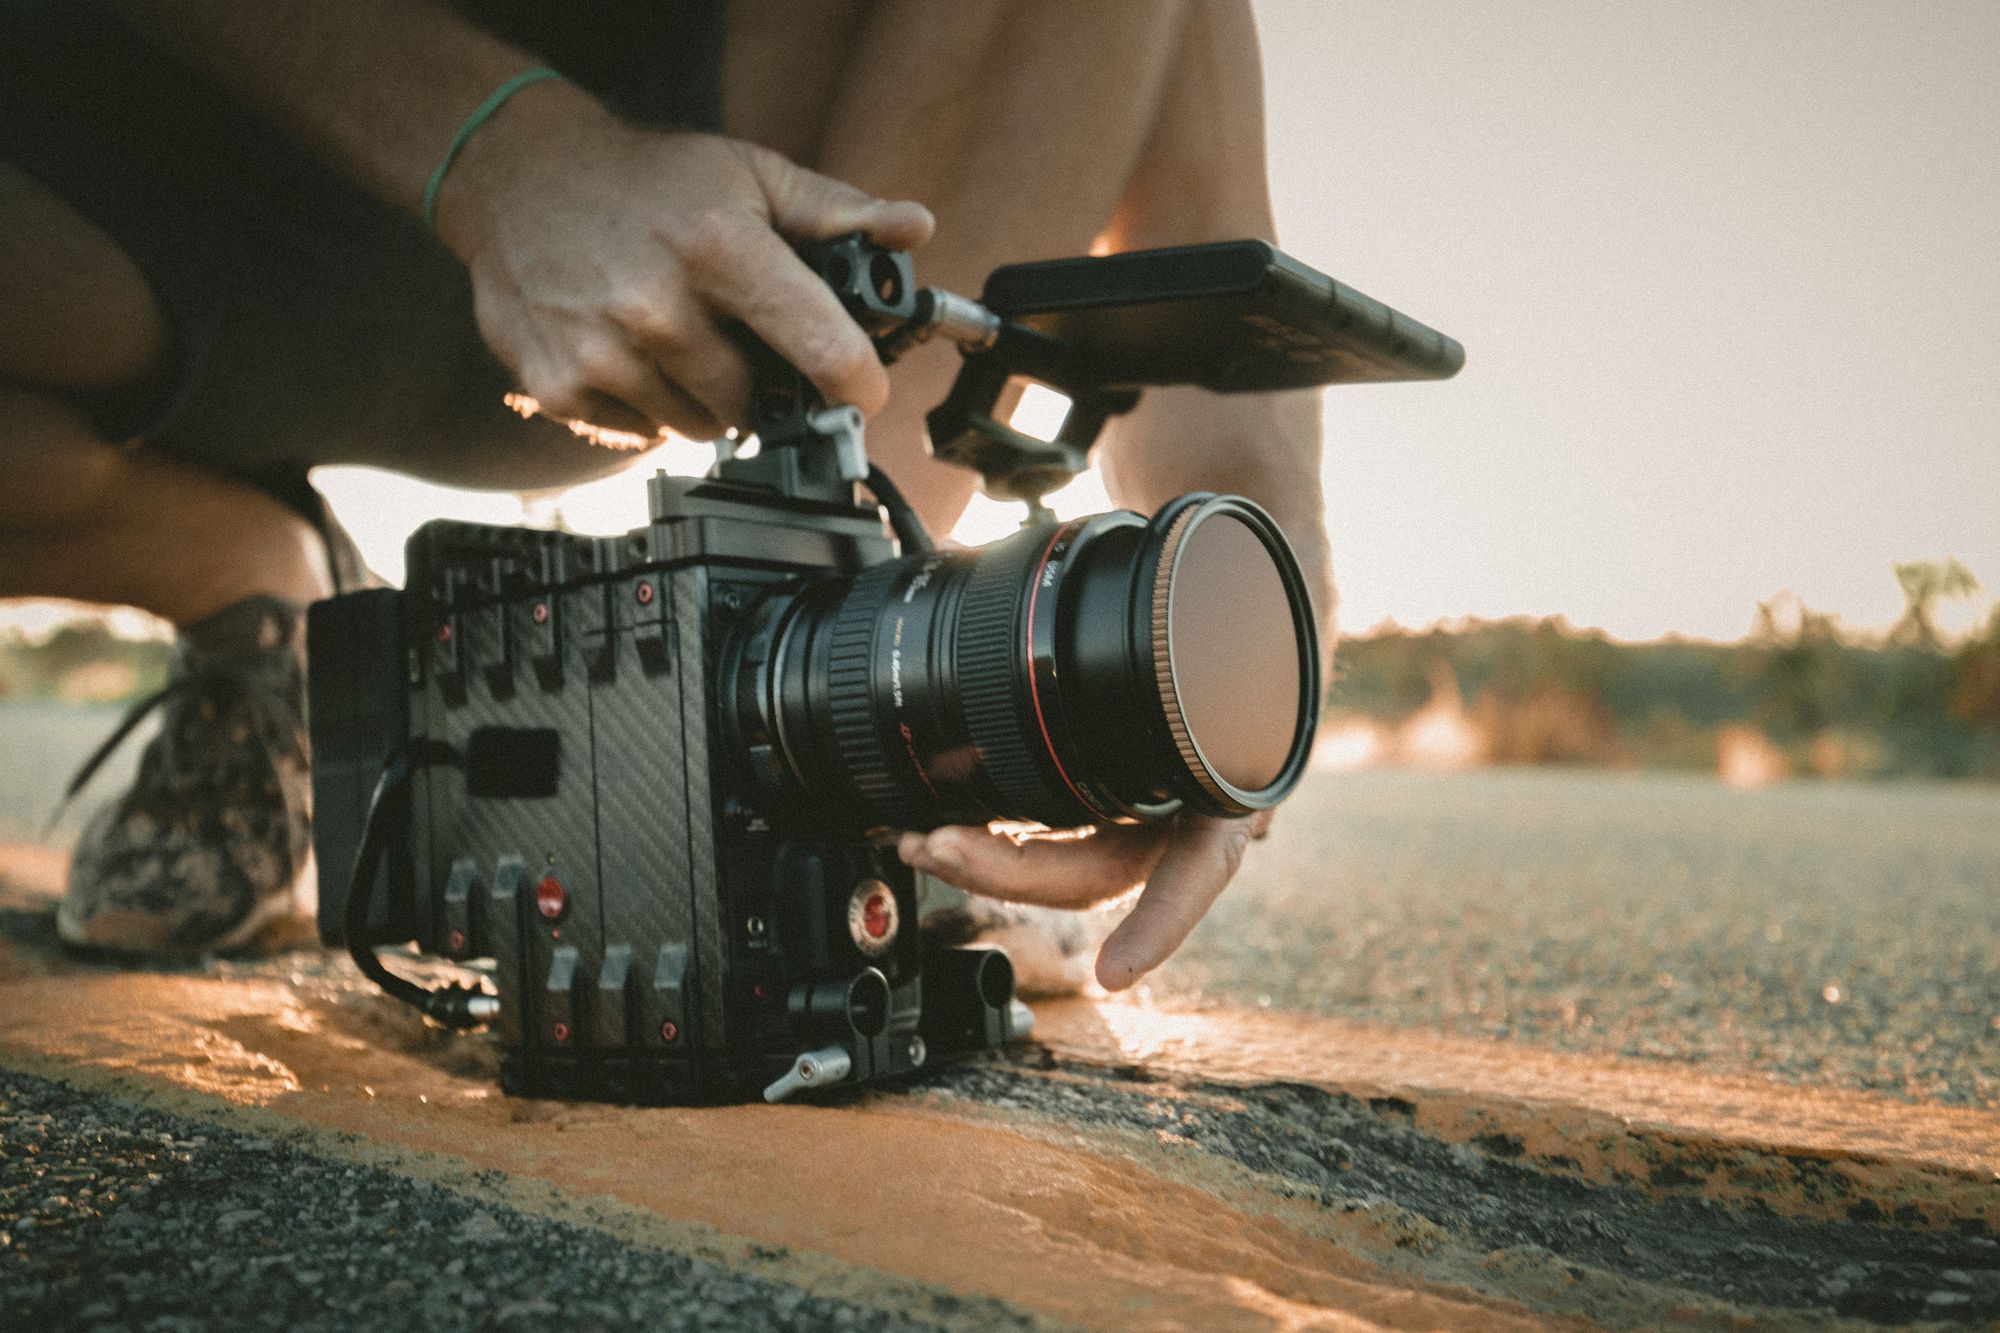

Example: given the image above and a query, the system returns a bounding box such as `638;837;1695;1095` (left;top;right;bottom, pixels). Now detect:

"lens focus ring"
822;562;918;824
955;531;1073;819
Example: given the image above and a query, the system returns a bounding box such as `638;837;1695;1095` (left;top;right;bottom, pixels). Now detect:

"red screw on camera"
635;580;655;606
435;621;452;643
535;874;567;921
447;928;467;953
531;600;549;624
552;1022;571;1045
659;1021;678;1043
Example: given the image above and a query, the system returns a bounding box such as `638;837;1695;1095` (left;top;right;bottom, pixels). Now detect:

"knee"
0;385;127;530
0;164;170;395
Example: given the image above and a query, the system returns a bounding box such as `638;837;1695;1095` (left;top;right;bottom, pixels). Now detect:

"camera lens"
725;494;1319;831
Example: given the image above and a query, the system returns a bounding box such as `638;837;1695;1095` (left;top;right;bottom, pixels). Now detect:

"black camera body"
311;473;980;1103
308;237;1460;1104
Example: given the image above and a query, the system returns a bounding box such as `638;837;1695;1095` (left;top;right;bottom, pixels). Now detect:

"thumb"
750;147;936;250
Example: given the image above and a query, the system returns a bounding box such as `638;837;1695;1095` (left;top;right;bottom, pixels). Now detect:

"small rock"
453;1211;508;1244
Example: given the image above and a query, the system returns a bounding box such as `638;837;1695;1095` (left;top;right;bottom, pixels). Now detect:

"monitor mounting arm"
722;234;1135;521
721;232;1466;523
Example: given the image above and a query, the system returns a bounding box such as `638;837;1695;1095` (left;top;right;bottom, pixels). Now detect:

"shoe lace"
46;654;308;838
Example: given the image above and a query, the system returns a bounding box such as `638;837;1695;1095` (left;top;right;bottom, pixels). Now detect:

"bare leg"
0;165;329;625
727;0;1190;533
728;1;1332;637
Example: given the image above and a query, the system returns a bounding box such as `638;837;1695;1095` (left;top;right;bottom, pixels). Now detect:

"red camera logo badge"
847;878;899;959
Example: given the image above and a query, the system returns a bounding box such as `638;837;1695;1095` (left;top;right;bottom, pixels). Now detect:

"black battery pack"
306;587;413;945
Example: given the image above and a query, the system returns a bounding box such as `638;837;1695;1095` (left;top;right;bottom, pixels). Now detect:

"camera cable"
342;738;499;1029
864;465;935;557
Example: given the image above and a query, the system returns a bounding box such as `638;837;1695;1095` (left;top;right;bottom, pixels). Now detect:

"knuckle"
1220;827;1252;878
677;208;744;275
572;341;631;391
610;293;686;349
522;372;587;422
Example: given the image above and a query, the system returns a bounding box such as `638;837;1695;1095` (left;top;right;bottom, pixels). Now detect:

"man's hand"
119;1;934;444
440;99;934;442
898;809;1274;992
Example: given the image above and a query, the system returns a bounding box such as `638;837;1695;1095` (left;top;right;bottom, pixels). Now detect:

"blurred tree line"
6;559;1998;780
0;621;169;703
1330;559;2000;781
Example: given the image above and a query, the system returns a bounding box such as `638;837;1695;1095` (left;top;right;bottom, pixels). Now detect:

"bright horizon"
5;2;1998;645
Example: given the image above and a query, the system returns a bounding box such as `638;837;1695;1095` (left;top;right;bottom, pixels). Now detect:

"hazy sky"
1253;0;2000;639
301;4;2000;642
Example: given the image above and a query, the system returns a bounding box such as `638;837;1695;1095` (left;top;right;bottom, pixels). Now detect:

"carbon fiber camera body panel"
312;474;1020;1103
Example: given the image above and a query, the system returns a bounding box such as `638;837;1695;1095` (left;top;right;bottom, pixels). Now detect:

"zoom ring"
954;538;1066;820
823;563;923;825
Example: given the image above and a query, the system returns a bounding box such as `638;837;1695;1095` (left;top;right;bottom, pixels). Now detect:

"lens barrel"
725;494;1319;831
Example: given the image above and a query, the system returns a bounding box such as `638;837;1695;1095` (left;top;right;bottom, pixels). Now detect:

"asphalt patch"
929;1056;2000;1328
0;1068;1040;1333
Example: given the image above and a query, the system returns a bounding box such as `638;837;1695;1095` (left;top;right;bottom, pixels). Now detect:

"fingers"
614;302;754;433
897;823;1171;911
580;349;719;441
752;147;936;251
680;212;893;414
1094;814;1255;993
519;343;714;443
564;390;661;445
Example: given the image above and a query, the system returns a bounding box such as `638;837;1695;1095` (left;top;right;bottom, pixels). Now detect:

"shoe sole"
56;864;312;960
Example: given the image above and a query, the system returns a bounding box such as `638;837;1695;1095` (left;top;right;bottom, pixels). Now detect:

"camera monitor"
980;239;1464;393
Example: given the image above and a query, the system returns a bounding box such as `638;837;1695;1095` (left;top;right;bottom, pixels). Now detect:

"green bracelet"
422;66;564;233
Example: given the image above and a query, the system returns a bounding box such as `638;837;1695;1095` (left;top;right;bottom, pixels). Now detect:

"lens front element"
1154;502;1313;804
729;493;1320;832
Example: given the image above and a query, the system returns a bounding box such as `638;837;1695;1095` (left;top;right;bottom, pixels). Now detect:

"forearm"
1090;0;1334;645
113;0;610;259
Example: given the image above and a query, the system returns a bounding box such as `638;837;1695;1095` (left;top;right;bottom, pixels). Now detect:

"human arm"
114;0;935;438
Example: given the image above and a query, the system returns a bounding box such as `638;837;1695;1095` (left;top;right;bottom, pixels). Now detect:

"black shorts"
1;1;725;497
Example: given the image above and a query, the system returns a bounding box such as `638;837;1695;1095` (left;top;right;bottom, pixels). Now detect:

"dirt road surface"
3;841;1997;1331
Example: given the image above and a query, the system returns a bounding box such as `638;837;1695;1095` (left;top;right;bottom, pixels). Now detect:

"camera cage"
314;234;1460;1104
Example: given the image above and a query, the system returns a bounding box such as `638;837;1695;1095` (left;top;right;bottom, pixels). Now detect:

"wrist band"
422;67;564;233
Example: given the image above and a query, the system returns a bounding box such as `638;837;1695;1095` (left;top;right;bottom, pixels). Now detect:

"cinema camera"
308;236;1461;1104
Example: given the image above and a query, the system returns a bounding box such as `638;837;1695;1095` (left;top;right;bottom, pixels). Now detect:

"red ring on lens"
1023;522;1104;820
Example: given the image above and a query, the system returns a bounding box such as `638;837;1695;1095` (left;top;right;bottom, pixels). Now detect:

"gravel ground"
929;1060;2000;1327
0;1069;1034;1333
7;1048;1997;1333
1162;769;2000;1107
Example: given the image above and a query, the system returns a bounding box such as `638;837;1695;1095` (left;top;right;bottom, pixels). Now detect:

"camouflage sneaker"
56;596;313;957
